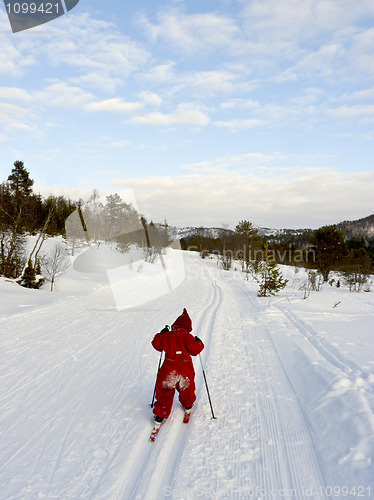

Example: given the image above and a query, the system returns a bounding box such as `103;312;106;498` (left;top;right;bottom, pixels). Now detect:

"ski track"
155;262;327;499
275;304;374;404
2;253;371;498
249;320;326;499
103;256;223;500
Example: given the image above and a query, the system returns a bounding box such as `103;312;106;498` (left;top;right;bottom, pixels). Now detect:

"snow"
1;246;374;499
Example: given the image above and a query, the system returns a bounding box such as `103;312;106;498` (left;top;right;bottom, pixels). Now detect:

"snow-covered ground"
1;246;374;499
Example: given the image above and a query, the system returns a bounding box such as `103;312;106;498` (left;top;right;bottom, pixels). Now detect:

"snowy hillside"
1;248;374;499
169;212;374;242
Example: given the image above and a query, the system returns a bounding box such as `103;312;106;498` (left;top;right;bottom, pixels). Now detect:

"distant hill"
336;214;374;240
168;214;374;244
169;226;234;240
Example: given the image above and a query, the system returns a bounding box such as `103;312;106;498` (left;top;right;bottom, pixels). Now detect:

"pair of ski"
149;410;191;442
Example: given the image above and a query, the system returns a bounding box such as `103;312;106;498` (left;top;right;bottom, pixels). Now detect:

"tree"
7;161;34;203
84;189;104;242
235;220;261;270
104;193;141;242
20;259;37;288
0;204;25;278
257;242;288;297
28;207;54;267
341;248;372;292
235;220;258;239
42;243;70;291
310;225;347;282
0;163;36;277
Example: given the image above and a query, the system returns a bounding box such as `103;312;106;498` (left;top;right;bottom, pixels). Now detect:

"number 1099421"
5;2;60;14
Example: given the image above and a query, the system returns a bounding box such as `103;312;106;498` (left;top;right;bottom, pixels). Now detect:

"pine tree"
35;258;42;275
257;242;288;297
341;247;371;292
7;161;34;201
235;220;262;271
21;259;37;288
310;225;347;282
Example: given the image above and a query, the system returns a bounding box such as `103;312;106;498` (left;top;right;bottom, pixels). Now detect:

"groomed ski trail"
168;261;327;499
104;259;223;500
0;252;336;499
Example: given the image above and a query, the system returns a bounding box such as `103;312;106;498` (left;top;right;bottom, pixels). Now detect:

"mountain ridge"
168;213;374;242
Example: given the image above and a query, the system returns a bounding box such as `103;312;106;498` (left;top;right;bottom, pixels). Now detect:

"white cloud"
140;65;250;101
35;185;96;202
137;91;162;107
132;103;210;127
216;97;317;130
135;2;374;87
47;14;149;76
347;28;374;77
0;87;32;103
0;13;35;76
112;168;374;229
342;87;374;101
142;62;176;83
183;152;281;173
220;98;260;110
182;70;244;97
277;43;341;82
214;118;266;131
86;98;143;113
238;2;374;83
241;0;374;45
108;140;132;148
0;102;34;131
0;82;94;136
137;9;240;54
37;82;94;109
11;13;150;92
70;73;123;94
328;104;374;123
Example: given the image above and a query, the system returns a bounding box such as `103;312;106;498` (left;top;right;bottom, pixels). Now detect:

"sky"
0;0;374;229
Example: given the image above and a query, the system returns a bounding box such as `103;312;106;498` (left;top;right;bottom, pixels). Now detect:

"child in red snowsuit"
151;308;204;422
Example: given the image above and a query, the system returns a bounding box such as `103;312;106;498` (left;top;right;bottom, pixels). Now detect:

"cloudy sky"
1;0;374;229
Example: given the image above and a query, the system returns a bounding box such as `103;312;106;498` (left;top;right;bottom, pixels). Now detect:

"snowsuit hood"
171;308;192;332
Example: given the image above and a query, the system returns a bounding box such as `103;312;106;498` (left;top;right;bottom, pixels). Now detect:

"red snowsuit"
152;308;204;420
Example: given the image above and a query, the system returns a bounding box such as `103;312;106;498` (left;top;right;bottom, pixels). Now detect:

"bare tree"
42;243;70;291
29;207;54;267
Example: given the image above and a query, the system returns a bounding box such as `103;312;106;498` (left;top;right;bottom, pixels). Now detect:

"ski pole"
150;350;163;408
199;353;216;419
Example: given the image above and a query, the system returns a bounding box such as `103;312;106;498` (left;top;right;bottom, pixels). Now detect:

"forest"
1;161;373;293
0;161;170;286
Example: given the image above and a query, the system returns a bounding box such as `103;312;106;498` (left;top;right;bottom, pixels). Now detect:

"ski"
149;410;190;442
183;410;192;424
149;422;162;442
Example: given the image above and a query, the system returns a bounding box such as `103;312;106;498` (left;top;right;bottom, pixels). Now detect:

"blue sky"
1;0;374;229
